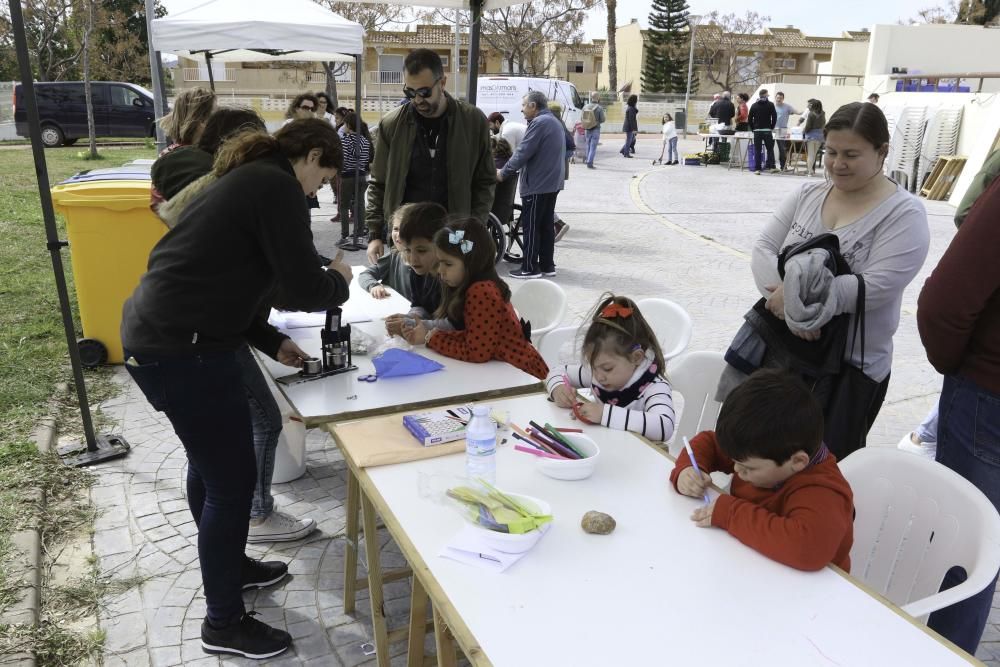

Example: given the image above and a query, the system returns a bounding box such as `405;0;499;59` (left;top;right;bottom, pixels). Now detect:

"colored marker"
683;436;711;505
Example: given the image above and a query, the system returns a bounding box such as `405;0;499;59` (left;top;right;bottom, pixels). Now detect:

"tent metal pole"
144;0;167;151
206;52;217;91
7;0;130;467
353;53;363;248
466;0;483;104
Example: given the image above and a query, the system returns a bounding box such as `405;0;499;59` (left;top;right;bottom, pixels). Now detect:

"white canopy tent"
151;0;364;93
152;0;364;55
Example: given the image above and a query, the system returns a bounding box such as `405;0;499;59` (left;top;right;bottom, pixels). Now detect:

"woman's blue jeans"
234;345;283;520
124;347;255;626
927;373;1000;655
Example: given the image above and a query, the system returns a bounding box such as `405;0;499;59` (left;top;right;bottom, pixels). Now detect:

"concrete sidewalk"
85;133;998;666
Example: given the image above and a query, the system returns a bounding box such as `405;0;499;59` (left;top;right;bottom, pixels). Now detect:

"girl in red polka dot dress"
402;218;549;380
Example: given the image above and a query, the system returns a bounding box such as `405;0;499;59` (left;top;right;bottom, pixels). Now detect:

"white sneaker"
897;432;937;460
247;510;316;543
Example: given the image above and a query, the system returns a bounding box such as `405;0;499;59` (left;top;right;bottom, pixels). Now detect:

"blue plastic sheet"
371;348;444;378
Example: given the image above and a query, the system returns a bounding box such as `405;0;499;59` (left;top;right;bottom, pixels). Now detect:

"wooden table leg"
361;490;391;667
343;468;361;614
433;607;457;667
407;575;429;667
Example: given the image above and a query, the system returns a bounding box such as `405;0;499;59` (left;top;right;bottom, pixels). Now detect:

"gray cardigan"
357;250;411;300
751;180;929;381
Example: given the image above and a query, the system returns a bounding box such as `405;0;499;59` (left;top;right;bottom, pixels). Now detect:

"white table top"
360;394;972;666
269;267;410;329
258;322;542;425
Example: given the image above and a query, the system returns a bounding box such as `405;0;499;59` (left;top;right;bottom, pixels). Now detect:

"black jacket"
622;105;638;133
749;99;777;131
122;155;350;358
715;99;736;125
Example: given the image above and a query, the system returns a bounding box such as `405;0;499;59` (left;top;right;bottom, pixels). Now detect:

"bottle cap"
472;405;490;416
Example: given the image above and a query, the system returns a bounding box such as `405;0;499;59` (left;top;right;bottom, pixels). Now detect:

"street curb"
0;388;60;667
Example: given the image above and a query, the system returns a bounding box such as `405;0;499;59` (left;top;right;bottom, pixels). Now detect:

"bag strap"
849;275;866;368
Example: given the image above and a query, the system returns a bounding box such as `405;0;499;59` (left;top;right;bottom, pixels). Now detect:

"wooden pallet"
920;155;967;200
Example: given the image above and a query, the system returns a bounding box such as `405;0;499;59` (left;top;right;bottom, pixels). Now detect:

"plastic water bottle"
466;405;497;485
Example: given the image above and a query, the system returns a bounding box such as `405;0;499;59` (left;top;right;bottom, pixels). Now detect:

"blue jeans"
520;191;558;274
235;345;282;519
667;137;679;163
928;374;1000;655
585;128;600;166
124;348;256;626
621;131;635;156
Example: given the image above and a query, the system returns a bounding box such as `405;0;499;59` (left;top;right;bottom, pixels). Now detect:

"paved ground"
84;133;1000;665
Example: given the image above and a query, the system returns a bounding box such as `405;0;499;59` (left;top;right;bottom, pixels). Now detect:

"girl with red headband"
546;294;676;441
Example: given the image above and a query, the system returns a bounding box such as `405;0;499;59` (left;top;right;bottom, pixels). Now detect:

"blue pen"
682;436;711;505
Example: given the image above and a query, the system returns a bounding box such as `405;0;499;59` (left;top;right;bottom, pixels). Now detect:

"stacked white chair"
885;105;928;192
917;105;964;192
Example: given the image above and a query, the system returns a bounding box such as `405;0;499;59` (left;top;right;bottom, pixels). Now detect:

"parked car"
476;76;584;129
14;81;157;147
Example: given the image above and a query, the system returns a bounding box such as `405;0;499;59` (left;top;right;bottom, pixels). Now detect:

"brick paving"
84;133;995;665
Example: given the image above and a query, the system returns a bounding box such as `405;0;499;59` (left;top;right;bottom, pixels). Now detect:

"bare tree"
20;0;83;81
424;1;598;76
900;2;960;23
693;10;772;92
313;2;414;108
607;0;617;92
82;0;97;158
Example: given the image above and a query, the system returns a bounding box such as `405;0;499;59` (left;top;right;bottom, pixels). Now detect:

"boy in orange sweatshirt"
670;369;854;572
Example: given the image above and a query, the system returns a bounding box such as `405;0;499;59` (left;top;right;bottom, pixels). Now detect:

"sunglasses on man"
298;104;315;111
402;77;442;100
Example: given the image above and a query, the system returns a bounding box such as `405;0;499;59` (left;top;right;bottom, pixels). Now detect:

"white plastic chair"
636;298;693;361
665;351;727;456
511;279;567;342
536;325;580;369
839;447;1000;621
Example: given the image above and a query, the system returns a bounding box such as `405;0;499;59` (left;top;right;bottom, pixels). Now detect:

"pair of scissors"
357;374;377;383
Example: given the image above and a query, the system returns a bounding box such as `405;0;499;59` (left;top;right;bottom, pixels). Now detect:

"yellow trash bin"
50;177;166;365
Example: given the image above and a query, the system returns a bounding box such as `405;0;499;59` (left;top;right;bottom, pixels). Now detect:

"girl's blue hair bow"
448;229;474;254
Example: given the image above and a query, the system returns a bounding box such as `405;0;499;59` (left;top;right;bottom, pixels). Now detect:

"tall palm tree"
607;0;617;92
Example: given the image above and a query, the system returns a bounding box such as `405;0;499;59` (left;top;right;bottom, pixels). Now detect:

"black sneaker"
242;556;288;590
201;611;291;659
509;269;541;280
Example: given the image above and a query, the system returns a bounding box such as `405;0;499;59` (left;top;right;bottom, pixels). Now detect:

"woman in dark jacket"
121;118;352;660
621;94;638;158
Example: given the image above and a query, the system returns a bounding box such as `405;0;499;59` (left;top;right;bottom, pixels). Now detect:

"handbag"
744;233;861;380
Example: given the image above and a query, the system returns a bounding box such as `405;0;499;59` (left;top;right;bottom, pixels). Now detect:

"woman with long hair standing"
121;118;352;660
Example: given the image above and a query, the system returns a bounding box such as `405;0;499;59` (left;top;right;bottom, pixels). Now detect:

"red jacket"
670;431;854;572
918;176;1000;395
427;280;549;380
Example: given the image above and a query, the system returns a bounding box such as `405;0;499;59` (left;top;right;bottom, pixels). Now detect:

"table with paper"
330;393;977;667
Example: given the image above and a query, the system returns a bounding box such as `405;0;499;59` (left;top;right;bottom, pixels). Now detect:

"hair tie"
599;303;633;319
447;229;474;254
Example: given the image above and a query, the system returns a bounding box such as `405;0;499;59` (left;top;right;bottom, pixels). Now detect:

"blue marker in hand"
683;436;711;505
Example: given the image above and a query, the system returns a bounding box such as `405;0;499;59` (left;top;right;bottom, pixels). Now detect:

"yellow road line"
628;169;750;261
629;169;917;315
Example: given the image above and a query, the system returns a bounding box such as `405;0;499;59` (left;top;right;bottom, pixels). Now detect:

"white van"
476;76;584;129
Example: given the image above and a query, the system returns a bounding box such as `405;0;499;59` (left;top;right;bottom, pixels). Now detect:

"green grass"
0;145;157;446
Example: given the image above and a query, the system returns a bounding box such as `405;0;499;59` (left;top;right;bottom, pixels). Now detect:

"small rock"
581;510;616;535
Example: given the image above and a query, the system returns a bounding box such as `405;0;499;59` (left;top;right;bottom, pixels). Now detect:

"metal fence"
0;81;15;124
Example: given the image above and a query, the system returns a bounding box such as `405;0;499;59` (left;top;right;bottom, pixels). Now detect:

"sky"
582;0;930;40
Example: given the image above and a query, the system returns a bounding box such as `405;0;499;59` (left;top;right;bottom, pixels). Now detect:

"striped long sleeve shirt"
341;132;372;174
545;362;676;442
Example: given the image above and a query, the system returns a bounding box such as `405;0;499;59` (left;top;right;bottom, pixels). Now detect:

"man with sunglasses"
365;49;494;265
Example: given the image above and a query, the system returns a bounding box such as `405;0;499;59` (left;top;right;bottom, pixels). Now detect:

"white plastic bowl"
476;493;551;554
535;433;600;481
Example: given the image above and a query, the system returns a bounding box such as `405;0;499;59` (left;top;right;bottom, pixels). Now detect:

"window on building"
459;55;469;70
693;56;714;66
440;55;449;68
776;58;797;70
567;60;584;74
596;58;603;73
